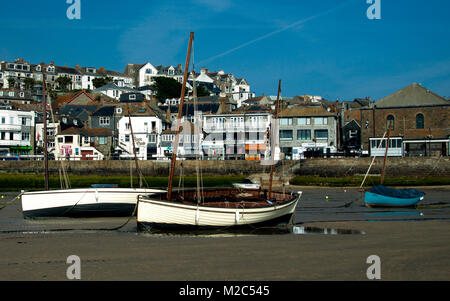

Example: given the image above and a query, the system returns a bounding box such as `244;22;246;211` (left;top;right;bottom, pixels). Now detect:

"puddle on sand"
137;225;365;237
292;226;365;235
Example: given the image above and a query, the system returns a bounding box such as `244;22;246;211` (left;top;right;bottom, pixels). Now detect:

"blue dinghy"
364;185;425;208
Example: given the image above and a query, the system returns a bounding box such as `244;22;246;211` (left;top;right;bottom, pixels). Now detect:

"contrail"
198;0;355;65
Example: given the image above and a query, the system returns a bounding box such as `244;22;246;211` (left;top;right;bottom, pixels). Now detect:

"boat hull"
364;191;424;208
21;188;165;218
137;191;301;230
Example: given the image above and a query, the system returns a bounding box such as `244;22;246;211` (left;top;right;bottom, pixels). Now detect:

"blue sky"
1;0;449;100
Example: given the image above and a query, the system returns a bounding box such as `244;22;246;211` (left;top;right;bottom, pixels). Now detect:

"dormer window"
129;94;136;100
19;92;24;98
87;68;96;73
116;107;122;114
36;65;41;71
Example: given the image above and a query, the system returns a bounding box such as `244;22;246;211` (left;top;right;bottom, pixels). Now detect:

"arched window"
386;115;395;130
416;113;424;129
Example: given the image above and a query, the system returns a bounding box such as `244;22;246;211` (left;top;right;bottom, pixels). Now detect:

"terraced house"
278;105;338;159
0;106;35;158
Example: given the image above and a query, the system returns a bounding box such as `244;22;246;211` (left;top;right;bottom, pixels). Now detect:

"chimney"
201;67;206;74
205;69;209;73
177;64;182;70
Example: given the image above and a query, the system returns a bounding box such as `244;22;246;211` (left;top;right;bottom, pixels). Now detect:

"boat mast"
42;73;49;190
127;105;142;188
167;32;194;201
380;122;392;185
268;80;281;201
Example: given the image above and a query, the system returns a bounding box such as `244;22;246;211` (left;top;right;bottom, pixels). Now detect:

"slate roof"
91;106;116;117
93;82;138;93
375;83;449;108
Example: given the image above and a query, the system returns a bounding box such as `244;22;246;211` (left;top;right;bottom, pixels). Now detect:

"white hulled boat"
22;187;165;218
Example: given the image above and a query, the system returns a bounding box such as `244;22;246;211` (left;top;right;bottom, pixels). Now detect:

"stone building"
278;104;338;159
360;83;449;157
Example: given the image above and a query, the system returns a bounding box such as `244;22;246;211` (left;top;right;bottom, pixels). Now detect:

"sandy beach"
0;187;449;281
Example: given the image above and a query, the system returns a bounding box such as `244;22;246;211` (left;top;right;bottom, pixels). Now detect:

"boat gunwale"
22;188;165;196
138;189;301;214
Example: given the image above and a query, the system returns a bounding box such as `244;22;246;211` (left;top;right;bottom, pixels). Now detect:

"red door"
81;150;94;160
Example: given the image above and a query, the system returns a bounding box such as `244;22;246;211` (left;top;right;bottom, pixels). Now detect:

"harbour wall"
0;157;448;177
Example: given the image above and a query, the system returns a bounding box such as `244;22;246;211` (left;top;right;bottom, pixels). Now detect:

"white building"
35;121;60;155
55;127;112;160
116;112;164;160
93;82;139;100
0;106;35;157
202;108;272;160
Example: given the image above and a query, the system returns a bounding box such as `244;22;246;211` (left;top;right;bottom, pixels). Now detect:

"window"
65;136;73;143
125;123;130;130
387;115;395;130
125;135;130;142
416;114;424;129
9;117;14;124
148;134;156;143
99;137;107;145
19;92;24;98
10;133;14;140
1;117;5;124
314;129;328;139
297;117;311;125
313;117;328;125
99;117;110;125
129;94;136;100
280;130;293;140
0;132;5;140
279;118;293;126
83;137;89;145
58;137;63;143
22;133;30;141
297;129;311;140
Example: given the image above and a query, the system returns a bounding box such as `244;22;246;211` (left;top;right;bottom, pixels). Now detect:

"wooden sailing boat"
21;74;164;218
363;123;425;208
136;32;302;230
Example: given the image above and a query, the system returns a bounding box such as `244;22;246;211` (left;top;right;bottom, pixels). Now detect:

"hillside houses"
0;56;448;161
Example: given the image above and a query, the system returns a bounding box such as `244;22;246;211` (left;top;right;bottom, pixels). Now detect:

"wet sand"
0;187;449;281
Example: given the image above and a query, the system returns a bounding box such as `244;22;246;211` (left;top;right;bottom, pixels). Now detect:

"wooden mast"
167;32;194;201
268;80;281;201
127;106;142;187
380;122;392;185
42;73;49;190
